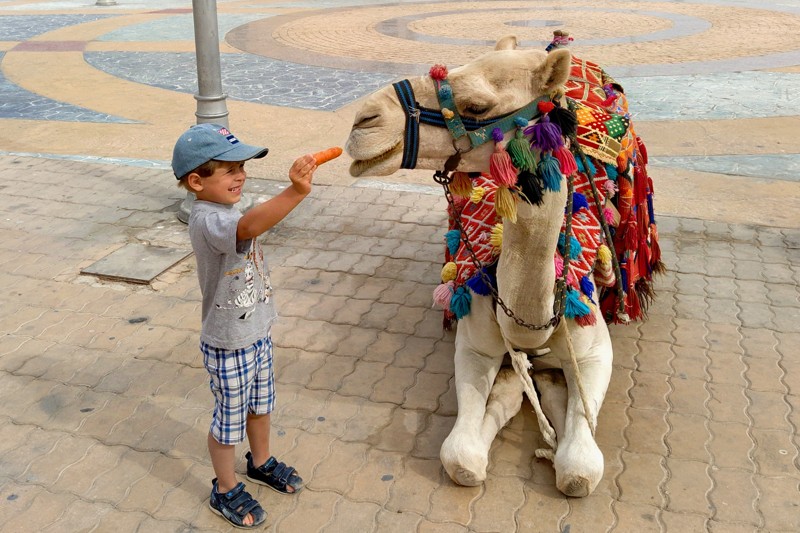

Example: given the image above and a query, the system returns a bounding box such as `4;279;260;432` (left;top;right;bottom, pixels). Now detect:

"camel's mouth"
348;142;403;177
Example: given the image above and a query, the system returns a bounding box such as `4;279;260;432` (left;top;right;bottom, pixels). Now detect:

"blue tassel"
580;275;595;300
450;286;472;319
537;154;562;192
572;192;589;213
565;288;591;318
621;260;629;290
558;233;582;259
647;194;656;225
466;268;496;296
576;156;596;175
445;229;460;256
604;163;618;180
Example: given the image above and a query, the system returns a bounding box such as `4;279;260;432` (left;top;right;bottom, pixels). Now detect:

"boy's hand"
289;154;316;195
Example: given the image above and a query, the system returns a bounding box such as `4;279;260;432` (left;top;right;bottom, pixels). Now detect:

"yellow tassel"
494;186;518;223
441;261;457;282
490;223;503;251
470;186;485;203
598;244;612;266
450;172;473;197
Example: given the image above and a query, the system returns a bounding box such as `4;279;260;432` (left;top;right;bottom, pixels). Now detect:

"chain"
434;166;563;331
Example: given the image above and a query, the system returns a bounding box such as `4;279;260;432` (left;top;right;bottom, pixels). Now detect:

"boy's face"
189;161;246;205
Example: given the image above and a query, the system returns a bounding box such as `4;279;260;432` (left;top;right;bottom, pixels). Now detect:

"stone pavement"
1;0;800;532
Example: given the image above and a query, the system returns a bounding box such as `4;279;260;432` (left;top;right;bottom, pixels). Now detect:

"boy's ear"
186;172;204;192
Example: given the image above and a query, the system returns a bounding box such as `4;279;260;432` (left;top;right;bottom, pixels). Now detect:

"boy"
172;123;314;529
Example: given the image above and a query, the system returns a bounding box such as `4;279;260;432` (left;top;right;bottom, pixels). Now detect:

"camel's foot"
554;435;604;497
440;436;488;487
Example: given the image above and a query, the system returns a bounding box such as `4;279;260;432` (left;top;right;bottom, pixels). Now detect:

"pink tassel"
554;254;564;277
490;128;518;187
604;180;617;198
554;146;577;176
603;207;615;224
433;281;454;310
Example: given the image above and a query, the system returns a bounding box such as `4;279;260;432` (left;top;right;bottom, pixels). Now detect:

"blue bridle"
392;78;550;169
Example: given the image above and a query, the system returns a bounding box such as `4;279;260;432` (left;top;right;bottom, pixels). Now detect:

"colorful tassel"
433;281;454;310
470;186;485;203
558;233;582;259
441;261;457;282
466;268;496;296
495;186;518;223
574;301;597;326
580;275;595;300
554;146;577;176
507;129;536;172
598;244;612;266
575;155;596;175
525;114;563;152
517;169;544;206
537;153;562;192
490;223;503;250
604;179;617;198
450;172;473;197
572;192;589;213
604;163;618;180
549;105;578;139
489;128;519;188
444;229;460;256
603;207;615;225
565;288;591;318
450;286;472;319
554;254;564;277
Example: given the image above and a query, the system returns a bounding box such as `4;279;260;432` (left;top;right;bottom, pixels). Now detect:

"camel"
345;35;657;497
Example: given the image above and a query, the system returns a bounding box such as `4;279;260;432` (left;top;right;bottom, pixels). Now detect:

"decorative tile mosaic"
0;14;113;40
0;52;135;123
83;51;399;111
97;13;270;42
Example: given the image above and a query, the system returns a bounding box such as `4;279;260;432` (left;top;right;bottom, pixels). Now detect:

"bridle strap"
393;80;420;169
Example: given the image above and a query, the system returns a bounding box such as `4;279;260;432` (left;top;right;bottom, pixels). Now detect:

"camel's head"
346;36;572;177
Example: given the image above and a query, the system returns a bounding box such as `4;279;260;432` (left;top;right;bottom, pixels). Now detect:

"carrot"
312;146;343;166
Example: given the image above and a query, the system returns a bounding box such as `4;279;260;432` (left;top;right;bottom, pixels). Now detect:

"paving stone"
612;500;660;531
755;474;800;532
708;468;761;526
375;508;424;533
2;487;76;532
616;451;664;506
624;407;668;456
664;457;713;515
372;408;428;453
750;428;797;476
470;474;527;532
386;456;441;516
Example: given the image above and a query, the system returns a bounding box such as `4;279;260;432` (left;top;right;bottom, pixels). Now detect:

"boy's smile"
193;161;247;205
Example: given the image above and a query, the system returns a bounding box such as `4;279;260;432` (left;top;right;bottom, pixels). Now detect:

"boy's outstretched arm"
237;154;316;241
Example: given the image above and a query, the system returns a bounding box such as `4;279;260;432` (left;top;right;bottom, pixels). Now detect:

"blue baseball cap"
171;123;268;179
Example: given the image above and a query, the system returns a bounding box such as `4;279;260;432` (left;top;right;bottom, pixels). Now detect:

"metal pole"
179;0;252;222
191;0;229;126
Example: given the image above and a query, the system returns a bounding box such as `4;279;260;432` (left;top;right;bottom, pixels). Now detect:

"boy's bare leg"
246;412;271;467
208;432;255;526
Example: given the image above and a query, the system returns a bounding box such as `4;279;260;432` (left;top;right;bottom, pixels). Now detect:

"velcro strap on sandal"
273;462;295;485
224;484;260;518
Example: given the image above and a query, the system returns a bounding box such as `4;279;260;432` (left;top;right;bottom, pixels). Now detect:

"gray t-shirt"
188;200;277;349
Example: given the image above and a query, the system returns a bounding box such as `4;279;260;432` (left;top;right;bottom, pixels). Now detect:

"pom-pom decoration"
558;233;582;259
466;268;496;296
441;261;457;282
538;101;556;114
565;287;592;318
537;153;563;192
548;105;578;139
441;107;454;119
429;64;449;81
517;169;544;206
554;146;577;176
489;128;519;188
507;130;537;173
450;172;473;197
598;244;612;266
490;223;503;250
433;281;454;310
571;192;589;213
445;229;461;256
470;186;485;203
525;115;564;152
450;286;472;319
495;186;518;223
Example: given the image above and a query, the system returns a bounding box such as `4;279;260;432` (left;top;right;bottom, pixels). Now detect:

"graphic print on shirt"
215;241;273;320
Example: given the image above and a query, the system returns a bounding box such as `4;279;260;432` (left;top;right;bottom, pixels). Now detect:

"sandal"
209;478;267;529
245;451;304;494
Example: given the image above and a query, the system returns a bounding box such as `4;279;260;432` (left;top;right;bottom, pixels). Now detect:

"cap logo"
217;127;239;145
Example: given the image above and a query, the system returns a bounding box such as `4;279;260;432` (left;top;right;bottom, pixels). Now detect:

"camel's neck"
495;188;567;347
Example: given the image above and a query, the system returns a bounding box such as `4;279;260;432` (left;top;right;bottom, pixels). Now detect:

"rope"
504;337;558;460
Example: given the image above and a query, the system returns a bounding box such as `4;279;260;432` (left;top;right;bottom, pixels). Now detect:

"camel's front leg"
548;314;613;497
440;294;512;486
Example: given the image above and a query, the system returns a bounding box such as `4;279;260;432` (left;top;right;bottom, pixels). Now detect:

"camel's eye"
463;104;491;117
355;114;379;128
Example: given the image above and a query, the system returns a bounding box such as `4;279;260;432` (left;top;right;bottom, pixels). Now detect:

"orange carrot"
312;146;343;166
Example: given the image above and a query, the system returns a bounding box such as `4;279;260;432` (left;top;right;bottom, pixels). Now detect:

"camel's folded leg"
440;294;508;486
531;368;568;439
547;313;613;497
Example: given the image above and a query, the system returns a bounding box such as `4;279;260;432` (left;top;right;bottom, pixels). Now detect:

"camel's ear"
495;35;517;51
537;48;572;93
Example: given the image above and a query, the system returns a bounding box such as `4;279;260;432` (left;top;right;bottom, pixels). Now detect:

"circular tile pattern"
227;0;800;76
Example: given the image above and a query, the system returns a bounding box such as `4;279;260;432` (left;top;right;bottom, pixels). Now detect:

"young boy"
172;123;315;529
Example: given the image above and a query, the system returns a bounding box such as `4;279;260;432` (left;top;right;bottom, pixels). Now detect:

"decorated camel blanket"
436;55;662;329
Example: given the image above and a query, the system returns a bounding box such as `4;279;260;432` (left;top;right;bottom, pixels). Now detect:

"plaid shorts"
201;336;275;445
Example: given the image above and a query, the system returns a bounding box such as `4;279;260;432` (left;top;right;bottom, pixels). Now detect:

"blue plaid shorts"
201;336;275;445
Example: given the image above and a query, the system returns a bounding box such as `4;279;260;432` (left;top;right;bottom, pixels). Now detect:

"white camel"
346;36;621;497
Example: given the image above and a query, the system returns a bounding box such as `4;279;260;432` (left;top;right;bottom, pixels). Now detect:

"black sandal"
245;451;304;494
209;478;267;529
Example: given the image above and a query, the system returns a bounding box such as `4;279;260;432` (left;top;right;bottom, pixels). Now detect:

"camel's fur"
345;37;613;497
